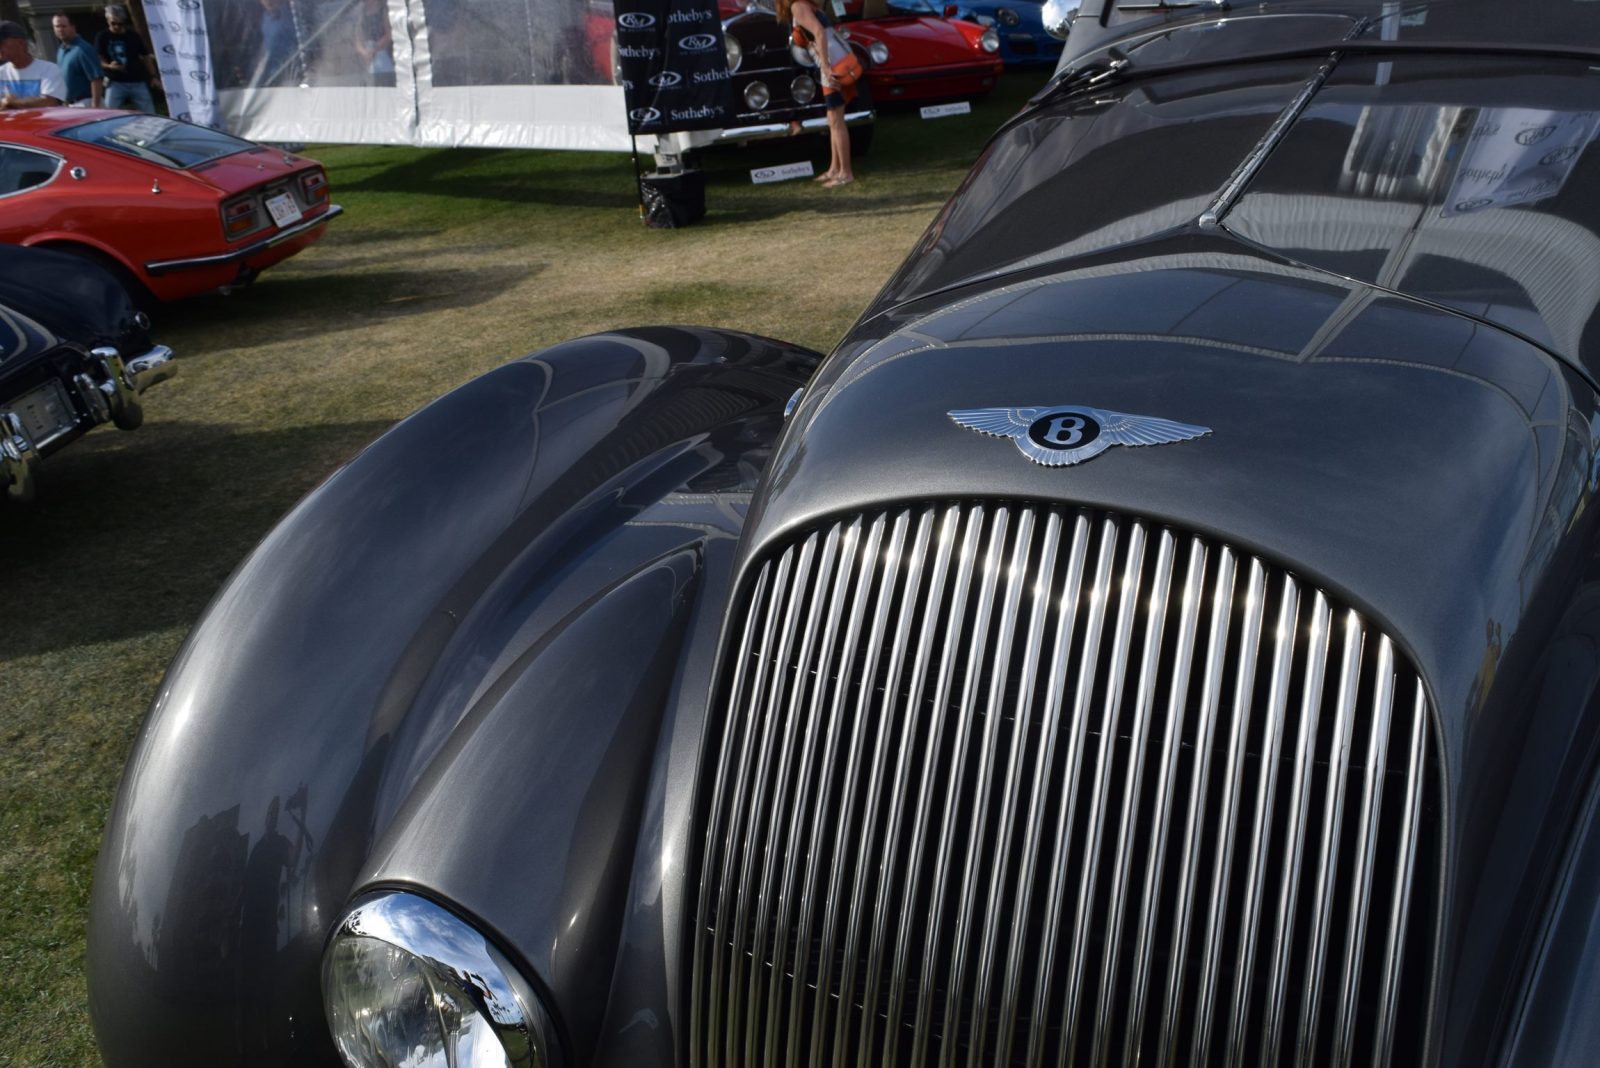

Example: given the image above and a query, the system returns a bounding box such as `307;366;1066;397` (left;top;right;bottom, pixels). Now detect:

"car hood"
848;16;984;62
750;235;1600;1064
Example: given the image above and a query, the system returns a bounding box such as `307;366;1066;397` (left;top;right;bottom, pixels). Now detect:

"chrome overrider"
718;107;873;144
1;343;175;502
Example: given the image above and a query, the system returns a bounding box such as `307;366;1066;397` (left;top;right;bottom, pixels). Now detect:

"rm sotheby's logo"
629;107;662;123
948;406;1210;467
678;33;719;51
648;70;683;88
617;12;655;29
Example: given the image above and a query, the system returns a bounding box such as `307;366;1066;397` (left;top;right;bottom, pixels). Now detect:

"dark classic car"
89;1;1600;1065
1;245;173;502
715;0;876;148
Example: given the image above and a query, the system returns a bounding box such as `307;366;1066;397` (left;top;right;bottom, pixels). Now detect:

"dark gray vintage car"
1;246;174;503
89;1;1600;1065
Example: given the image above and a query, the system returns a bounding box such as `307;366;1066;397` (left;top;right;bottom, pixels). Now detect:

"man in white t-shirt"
0;21;67;110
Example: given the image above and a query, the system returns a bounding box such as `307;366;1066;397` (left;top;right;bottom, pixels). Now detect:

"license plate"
11;379;76;443
265;191;303;228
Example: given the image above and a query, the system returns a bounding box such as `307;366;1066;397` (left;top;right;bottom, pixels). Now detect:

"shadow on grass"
0;417;392;660
164;262;545;348
339;147;640;209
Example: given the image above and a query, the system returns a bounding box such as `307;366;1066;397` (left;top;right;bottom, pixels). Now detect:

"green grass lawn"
0;73;1041;1065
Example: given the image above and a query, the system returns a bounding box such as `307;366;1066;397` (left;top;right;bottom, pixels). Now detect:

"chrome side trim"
144;204;343;274
715;108;874;143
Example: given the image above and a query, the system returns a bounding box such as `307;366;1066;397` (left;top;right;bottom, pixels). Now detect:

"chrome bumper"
1;344;175;501
145;204;344;275
716;108;873;144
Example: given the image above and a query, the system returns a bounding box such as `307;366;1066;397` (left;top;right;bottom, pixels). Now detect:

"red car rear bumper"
867;60;1004;103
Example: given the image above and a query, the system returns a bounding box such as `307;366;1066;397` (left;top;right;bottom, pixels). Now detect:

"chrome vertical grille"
690;503;1437;1067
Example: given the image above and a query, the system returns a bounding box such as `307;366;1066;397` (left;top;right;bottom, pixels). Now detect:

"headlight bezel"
322;890;560;1068
980;26;1001;53
868;41;891;65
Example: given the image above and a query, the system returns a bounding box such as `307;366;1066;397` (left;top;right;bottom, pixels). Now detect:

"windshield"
53;115;256;169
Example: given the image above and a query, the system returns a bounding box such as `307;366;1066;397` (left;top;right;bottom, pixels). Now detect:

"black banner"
615;0;734;135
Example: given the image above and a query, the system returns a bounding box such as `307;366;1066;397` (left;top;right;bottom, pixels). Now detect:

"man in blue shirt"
52;14;102;107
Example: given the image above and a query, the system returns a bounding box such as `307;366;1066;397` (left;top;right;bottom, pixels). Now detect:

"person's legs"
126;81;154;113
825;104;852;185
106;80;155;111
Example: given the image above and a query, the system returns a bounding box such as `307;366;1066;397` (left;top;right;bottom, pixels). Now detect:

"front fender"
87;327;818;1066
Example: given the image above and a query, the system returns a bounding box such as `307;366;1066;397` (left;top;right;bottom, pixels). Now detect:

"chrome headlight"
323;892;558;1068
791;73;818;104
868;41;890;65
791;40;816;66
1041;0;1082;40
726;33;743;72
744;80;771;110
996;6;1021;26
980;27;1001;52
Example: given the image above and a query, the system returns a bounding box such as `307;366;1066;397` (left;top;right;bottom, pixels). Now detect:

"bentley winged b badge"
948;405;1211;467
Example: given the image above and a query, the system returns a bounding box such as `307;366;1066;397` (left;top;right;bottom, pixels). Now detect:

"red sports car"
0;109;341;304
838;0;1004;104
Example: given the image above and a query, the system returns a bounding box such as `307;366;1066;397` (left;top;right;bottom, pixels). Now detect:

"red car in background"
0;110;341;304
837;0;1003;104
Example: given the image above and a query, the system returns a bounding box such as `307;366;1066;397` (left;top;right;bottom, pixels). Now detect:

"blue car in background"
947;0;1063;68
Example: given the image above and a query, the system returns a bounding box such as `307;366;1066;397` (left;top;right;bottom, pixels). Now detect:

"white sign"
751;161;815;184
142;0;217;129
921;101;972;120
1444;108;1600;216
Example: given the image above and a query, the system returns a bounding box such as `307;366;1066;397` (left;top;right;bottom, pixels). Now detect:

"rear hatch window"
53;115;256;168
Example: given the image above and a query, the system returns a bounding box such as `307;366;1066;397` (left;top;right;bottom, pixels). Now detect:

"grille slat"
1264;592;1334;1062
970;510;1064;1068
1156;544;1237;1068
1092;528;1177;1068
728;535;819;1068
890;505;987;1068
1123;537;1208;1068
861;505;962;1067
692;505;1438;1067
942;507;1036;1068
1028;515;1118;1068
810;512;897;1067
1333;636;1396;1068
1062;518;1145;1065
1296;612;1366;1065
1190;558;1269;1067
1374;689;1428;1064
1225;577;1302;1068
915;506;1012;1065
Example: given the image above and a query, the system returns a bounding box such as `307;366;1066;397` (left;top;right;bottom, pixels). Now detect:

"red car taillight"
300;169;329;203
221;195;265;239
